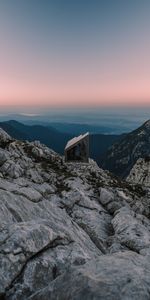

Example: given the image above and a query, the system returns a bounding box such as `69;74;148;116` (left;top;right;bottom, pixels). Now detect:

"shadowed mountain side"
90;134;122;164
101;120;150;178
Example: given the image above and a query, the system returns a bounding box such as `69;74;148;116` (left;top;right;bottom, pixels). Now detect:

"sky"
0;0;150;108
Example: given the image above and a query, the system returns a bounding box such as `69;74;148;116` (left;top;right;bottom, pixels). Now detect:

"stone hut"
64;132;89;163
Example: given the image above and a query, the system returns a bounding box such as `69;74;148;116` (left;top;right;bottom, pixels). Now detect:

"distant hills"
0;120;72;154
0;108;149;134
0;120;120;163
47;123;117;135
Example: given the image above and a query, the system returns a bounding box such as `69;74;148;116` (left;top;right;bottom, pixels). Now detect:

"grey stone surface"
0;127;150;299
30;252;150;300
127;157;150;187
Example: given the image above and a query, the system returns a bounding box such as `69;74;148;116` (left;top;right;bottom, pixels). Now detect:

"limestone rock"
30;252;150;300
0;128;12;147
0;129;150;299
127;157;150;187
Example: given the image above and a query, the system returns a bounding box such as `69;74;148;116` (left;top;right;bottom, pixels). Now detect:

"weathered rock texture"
127;157;150;187
0;129;150;299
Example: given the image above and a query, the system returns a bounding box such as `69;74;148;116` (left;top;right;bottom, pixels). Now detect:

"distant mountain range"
0;114;127;135
0;120;72;154
0;120;120;163
101;120;150;178
0;107;149;134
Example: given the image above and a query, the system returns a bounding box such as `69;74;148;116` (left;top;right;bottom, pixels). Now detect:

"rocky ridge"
0;128;150;299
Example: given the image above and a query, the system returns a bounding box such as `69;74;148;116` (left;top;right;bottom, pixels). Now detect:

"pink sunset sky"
0;1;150;108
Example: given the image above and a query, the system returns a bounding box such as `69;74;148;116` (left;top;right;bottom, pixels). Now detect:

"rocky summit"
0;129;150;300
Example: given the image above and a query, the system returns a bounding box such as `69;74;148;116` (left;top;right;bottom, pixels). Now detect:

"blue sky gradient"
0;0;150;107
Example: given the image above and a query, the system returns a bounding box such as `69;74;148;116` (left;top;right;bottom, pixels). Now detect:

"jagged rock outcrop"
0;128;13;147
101;119;150;178
127;157;150;187
0;128;150;299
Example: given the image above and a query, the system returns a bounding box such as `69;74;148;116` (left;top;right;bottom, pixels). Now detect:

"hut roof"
65;132;89;151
